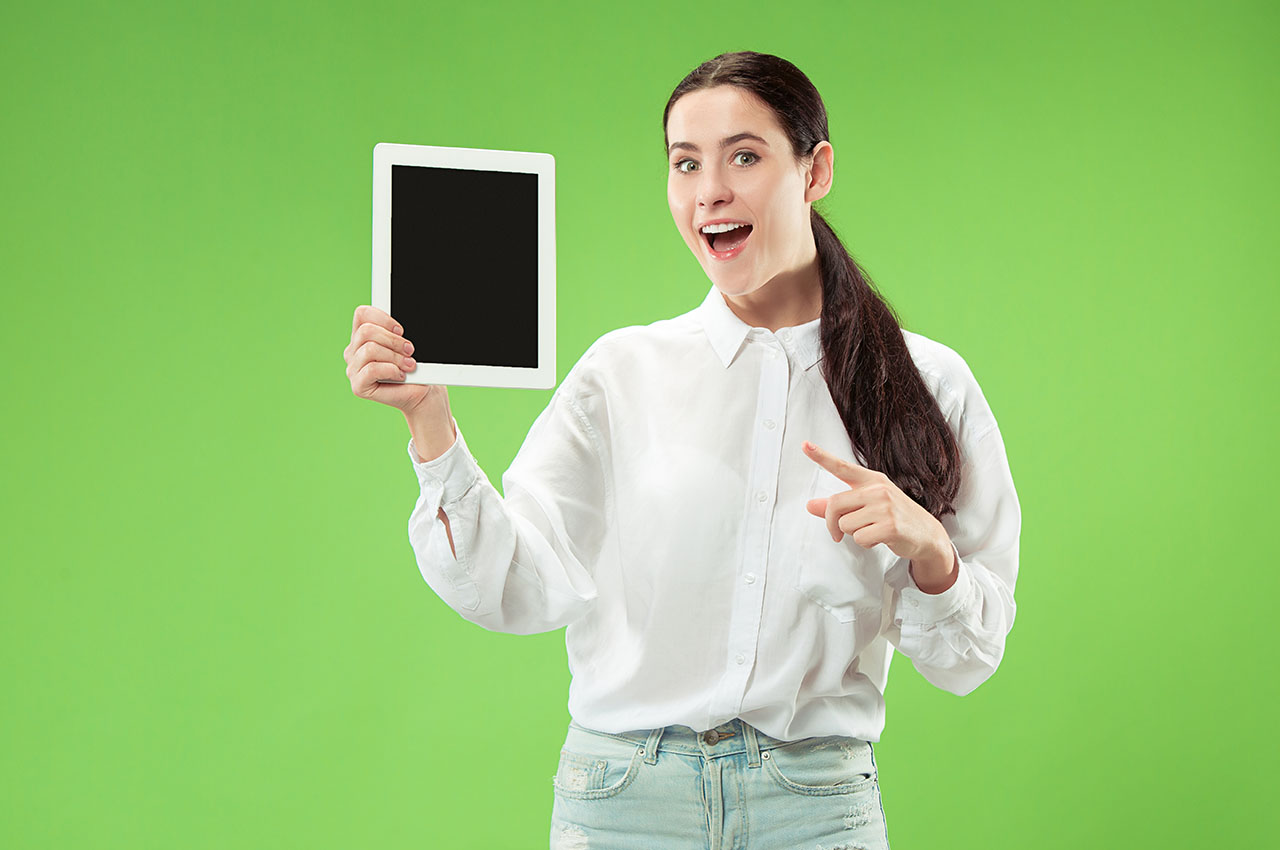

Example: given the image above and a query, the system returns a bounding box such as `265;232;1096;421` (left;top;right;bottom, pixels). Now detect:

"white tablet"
372;142;556;389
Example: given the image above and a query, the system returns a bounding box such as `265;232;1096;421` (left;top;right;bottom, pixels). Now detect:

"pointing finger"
802;441;873;486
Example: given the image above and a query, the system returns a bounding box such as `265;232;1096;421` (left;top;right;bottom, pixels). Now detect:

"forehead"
666;85;787;145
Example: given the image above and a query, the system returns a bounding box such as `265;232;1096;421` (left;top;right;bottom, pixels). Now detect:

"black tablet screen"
391;164;539;368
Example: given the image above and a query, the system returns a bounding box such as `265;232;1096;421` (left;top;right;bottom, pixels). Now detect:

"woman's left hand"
802;440;958;593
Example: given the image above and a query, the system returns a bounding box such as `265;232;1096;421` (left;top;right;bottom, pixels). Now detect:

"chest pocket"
796;465;901;625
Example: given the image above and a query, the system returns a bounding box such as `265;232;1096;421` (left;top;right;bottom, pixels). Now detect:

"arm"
406;384;608;635
887;422;1021;696
404;409;459;558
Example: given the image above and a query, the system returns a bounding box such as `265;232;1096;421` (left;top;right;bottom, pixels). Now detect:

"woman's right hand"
347;305;457;547
345;305;447;418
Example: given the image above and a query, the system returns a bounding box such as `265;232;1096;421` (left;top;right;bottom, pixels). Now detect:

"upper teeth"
701;222;748;234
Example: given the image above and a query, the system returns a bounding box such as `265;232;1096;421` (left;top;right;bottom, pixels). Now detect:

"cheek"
759;205;798;250
667;188;695;242
667;182;686;214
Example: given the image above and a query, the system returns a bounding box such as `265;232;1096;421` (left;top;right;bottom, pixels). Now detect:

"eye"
672;158;698;173
733;151;758;166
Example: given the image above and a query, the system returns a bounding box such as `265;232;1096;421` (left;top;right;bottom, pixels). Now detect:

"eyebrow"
667;132;770;156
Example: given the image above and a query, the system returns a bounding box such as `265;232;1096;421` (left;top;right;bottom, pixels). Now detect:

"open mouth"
701;223;753;257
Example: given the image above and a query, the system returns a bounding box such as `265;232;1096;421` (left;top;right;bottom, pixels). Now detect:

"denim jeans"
550;718;890;850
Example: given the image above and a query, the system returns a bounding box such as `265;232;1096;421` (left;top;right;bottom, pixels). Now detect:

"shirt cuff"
899;538;972;625
407;416;480;505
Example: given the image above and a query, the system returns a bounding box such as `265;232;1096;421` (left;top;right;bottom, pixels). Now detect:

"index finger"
352;304;403;337
802;440;874;486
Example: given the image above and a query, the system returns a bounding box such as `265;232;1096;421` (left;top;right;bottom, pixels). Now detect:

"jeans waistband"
569;718;797;767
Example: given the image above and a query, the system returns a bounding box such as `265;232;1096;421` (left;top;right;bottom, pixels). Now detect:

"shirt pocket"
796;465;899;625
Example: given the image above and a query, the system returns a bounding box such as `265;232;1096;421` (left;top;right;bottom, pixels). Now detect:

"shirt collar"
696;284;823;371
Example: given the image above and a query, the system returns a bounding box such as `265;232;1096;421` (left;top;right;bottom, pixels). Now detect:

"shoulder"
558;309;704;400
901;329;1001;446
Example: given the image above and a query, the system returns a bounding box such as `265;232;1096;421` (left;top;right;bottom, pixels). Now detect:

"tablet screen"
391;164;539;368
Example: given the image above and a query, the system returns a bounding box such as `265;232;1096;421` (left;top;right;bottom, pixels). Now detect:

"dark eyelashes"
670;151;759;173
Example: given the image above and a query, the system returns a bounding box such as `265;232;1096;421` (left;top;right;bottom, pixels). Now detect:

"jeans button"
703;729;720;745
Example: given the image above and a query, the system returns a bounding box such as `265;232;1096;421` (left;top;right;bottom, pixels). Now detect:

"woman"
344;51;1020;850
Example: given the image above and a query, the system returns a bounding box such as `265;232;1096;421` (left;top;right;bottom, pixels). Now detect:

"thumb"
806;497;828;518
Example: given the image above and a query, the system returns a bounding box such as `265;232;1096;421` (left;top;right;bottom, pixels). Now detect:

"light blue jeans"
550;718;891;850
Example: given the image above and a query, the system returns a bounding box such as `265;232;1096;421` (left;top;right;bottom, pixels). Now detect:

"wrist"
404;403;456;464
910;528;958;595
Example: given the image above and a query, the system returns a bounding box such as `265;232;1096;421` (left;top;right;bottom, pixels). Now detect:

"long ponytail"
665;51;962;518
811;209;960;518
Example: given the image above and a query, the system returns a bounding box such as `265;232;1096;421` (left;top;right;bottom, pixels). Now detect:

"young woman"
344;51;1020;850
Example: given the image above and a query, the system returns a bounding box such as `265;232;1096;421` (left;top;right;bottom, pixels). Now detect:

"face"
666;85;824;299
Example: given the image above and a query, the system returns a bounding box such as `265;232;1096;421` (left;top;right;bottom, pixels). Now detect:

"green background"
3;0;1276;847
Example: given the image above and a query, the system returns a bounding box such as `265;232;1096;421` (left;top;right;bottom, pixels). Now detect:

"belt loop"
742;720;761;769
643;727;664;765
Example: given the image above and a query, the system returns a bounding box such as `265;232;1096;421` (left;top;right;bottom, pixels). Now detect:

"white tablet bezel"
372;142;556;389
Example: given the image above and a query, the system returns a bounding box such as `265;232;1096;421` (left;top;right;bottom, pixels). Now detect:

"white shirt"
406;284;1020;742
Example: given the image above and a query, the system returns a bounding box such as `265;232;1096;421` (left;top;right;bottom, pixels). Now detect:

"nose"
696;164;732;209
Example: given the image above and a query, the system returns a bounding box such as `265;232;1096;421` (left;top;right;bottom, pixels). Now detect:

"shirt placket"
709;332;790;723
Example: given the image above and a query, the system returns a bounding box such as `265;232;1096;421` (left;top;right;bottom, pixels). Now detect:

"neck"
720;238;823;332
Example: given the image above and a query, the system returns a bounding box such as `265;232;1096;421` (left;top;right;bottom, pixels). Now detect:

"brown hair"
663;51;961;519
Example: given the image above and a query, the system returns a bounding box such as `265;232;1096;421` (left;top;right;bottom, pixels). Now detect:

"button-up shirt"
406;284;1021;742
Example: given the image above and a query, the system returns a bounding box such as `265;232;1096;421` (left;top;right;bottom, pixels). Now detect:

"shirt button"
909;598;919;608
756;490;767;502
780;328;792;341
744;573;756;584
735;654;746;665
763;419;776;430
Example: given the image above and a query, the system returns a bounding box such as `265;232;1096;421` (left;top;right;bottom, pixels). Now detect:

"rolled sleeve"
899;538;973;624
408;417;480;507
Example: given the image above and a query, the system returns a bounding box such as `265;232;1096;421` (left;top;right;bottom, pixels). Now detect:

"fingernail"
394;324;403;335
404;341;414;354
403;357;415;368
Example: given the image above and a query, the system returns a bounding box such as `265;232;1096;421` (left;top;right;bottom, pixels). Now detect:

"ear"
804;141;834;204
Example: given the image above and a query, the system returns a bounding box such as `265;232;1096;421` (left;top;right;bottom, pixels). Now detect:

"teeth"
700;222;749;234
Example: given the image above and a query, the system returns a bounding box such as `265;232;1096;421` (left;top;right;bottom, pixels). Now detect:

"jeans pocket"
551;730;644;801
797;466;900;625
762;737;879;797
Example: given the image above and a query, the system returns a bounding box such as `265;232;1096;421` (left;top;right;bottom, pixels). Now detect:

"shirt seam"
911;344;1002;449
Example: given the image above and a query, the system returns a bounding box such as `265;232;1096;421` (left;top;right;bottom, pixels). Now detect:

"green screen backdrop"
3;1;1276;847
